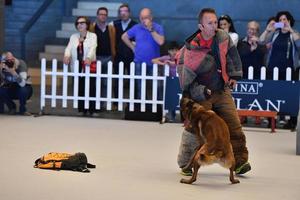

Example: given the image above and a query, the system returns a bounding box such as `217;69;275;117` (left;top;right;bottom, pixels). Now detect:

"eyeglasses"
76;21;87;25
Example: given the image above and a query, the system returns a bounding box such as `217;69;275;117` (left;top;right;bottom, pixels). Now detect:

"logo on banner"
232;81;263;95
232;81;286;112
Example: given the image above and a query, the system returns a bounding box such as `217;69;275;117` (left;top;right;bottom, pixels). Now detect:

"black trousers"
78;77;96;113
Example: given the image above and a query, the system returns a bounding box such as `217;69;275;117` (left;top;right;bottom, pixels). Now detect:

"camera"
2;59;14;68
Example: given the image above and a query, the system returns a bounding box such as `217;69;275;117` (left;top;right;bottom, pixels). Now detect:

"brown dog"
180;97;240;184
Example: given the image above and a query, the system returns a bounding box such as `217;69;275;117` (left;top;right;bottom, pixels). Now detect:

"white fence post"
40;58;46;112
260;66;266;80
141;63;147;112
248;66;254;80
95;61;101;110
129;62;135;111
107;61;113;110
73;61;79;109
286;67;292;81
152;64;158;112
51;59;57;108
84;65;90;109
62;64;68;108
118;62;124;111
273;67;279;80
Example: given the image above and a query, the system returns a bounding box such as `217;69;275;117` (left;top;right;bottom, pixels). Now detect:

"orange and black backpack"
34;152;96;172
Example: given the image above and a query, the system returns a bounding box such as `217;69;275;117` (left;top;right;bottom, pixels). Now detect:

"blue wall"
4;0;64;62
97;0;300;42
4;0;300;64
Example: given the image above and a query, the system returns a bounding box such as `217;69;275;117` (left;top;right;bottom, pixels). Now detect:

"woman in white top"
218;15;239;46
63;16;98;116
64;16;97;72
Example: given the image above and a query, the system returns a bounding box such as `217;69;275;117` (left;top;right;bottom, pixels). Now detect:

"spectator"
63;16;97;116
259;11;300;131
238;21;267;79
260;11;300;79
122;8;165;99
90;7;116;103
264;17;276;50
218;14;239;46
113;3;137;74
113;4;137;108
176;8;251;175
0;52;32;115
152;41;180;122
237;21;267;125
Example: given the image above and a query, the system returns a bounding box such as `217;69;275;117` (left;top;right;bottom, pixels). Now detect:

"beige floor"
0;115;299;200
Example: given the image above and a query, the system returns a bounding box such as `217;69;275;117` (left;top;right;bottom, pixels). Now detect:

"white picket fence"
40;58;299;116
246;65;296;80
40;59;169;114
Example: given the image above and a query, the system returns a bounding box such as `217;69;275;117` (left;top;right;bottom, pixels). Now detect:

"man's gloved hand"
204;87;212;99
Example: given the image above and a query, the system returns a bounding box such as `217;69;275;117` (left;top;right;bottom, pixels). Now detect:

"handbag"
82;61;97;73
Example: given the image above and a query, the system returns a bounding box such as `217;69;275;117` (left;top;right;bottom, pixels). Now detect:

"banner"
164;77;300;116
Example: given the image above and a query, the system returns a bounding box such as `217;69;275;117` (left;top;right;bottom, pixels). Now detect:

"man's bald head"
139;8;153;26
140;8;152;17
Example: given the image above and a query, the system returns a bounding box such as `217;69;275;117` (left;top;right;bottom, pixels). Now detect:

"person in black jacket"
113;4;137;74
237;21;267;80
112;4;137;107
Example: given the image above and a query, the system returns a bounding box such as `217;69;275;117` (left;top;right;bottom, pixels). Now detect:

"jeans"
0;84;33;113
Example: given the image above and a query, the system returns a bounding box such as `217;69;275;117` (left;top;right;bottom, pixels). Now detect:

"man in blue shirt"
122;8;165;99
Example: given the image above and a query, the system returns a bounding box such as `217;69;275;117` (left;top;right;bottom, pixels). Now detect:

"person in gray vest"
0;52;32;115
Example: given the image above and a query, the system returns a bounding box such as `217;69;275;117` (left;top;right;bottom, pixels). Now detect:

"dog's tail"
182;145;201;171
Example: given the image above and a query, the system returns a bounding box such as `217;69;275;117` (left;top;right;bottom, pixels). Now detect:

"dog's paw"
180;178;190;184
231;179;240;184
180;178;187;183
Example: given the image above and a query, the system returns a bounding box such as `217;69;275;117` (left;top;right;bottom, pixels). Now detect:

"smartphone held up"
274;22;284;29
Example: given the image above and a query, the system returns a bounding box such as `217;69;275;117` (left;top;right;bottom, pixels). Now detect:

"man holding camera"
0;52;32;115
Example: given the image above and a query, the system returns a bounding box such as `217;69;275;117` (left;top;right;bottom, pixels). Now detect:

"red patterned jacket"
176;29;242;101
